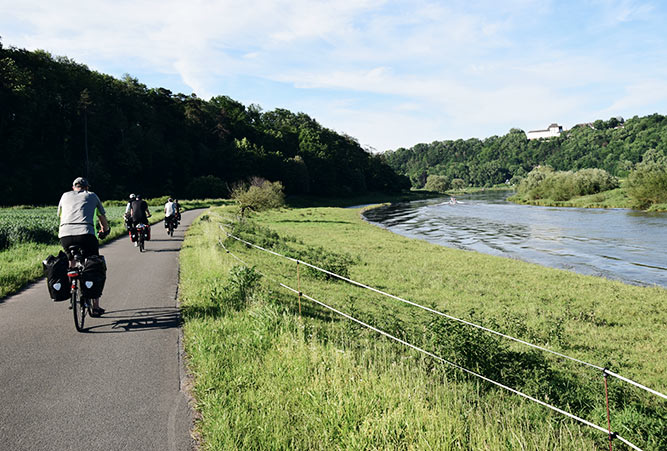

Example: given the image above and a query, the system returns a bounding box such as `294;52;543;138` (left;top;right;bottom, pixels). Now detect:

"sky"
1;0;666;152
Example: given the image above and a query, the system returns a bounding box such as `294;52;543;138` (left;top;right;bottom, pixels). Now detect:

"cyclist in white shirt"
164;198;176;231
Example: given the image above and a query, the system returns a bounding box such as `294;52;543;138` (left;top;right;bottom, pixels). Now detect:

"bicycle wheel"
139;234;145;252
169;223;174;236
72;286;86;332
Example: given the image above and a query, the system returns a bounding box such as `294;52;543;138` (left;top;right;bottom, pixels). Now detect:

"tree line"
384;115;667;190
0;42;409;206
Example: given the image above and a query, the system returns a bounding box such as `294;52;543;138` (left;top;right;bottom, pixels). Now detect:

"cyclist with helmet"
129;194;151;246
57;177;110;316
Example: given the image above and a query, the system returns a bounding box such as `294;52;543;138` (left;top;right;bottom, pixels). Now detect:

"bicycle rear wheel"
72;286;86;332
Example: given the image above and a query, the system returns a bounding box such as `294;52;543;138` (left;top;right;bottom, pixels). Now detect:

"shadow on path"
85;306;181;333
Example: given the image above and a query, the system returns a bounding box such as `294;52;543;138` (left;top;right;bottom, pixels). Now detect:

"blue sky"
1;0;666;152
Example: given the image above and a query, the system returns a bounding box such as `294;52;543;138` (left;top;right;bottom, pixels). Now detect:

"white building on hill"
525;123;563;140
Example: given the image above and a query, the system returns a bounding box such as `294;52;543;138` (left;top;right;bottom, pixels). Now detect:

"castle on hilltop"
525;123;563;140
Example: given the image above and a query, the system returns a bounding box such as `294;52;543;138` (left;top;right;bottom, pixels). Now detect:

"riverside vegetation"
179;204;666;450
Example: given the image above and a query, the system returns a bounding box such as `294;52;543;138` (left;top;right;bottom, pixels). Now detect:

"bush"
451;178;466;190
231;177;285;217
517;166;618;201
424;175;450;193
627;149;667;208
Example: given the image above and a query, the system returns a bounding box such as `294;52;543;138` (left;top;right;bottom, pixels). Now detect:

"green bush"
517;166;618;201
424;174;450;193
231;177;285;217
626;149;667;208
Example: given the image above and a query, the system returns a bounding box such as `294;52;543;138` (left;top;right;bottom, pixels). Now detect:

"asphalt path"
0;209;202;450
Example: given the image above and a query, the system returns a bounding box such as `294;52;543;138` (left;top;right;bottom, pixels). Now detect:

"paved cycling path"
0;209;203;451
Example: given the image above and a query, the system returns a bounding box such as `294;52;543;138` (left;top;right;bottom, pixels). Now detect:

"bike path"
0;209;202;451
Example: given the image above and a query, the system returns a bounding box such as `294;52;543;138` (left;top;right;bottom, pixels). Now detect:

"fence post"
603;369;614;451
297;260;302;317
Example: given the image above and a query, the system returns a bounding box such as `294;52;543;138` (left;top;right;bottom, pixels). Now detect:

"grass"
179;204;667;450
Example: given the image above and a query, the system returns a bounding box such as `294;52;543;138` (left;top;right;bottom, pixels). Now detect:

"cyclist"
164;197;176;232
173;199;181;220
57;177;110;317
124;193;136;234
129;194;151;246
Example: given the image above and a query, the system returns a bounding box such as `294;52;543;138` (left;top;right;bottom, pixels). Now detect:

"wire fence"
219;225;665;401
214;221;667;450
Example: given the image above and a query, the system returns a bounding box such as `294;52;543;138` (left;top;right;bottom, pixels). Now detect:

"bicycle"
135;223;148;252
66;246;92;332
166;216;176;237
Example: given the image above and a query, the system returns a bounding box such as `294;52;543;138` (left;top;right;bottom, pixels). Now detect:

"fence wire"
219;225;666;402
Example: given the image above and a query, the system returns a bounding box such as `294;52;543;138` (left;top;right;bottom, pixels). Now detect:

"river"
362;191;667;287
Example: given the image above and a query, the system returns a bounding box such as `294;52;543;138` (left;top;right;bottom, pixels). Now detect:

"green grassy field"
179;204;667;450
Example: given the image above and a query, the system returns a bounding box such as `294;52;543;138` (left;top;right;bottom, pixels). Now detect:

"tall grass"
180;205;667;449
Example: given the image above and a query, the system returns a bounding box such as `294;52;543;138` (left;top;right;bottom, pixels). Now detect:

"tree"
231;177;285;217
424;175;450;193
626;149;667;208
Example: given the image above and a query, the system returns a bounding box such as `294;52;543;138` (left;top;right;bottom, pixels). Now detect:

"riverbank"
508;187;667;212
179;204;666;449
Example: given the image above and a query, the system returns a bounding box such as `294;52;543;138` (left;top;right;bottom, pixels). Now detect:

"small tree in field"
231;177;285;217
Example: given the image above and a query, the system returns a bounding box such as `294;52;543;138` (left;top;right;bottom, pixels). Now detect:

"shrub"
451;178;466;190
424;175;450;193
231;177;285;217
626;149;667;208
517;166;618;201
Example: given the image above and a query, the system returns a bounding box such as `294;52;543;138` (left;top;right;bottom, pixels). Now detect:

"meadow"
179;204;667;450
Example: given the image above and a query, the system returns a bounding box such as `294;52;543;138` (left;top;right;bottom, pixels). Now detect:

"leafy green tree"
424;174;450;193
627;149;667;208
451;178;466;190
231;177;285;217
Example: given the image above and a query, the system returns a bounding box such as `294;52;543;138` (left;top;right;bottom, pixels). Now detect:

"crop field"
0;204;137;298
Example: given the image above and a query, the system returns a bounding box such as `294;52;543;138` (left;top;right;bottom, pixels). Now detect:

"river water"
362;191;667;287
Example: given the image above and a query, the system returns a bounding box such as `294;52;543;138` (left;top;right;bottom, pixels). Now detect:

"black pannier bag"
43;251;70;301
81;255;107;298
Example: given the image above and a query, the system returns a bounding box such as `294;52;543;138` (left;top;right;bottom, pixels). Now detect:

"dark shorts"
60;234;99;259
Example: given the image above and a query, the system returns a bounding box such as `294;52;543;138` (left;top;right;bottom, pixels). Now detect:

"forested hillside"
385;115;667;188
0;42;409;206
